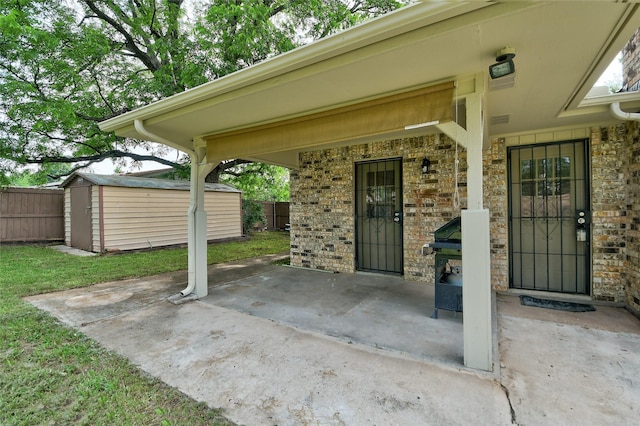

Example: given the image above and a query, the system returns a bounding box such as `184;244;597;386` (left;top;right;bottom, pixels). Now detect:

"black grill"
423;217;462;319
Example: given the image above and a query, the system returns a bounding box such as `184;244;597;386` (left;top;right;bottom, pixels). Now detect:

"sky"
596;53;623;88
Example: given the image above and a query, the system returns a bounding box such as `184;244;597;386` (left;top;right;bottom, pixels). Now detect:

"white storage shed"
61;173;242;252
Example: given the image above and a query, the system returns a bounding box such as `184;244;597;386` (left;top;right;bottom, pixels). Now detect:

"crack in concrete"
78;299;169;328
500;383;518;425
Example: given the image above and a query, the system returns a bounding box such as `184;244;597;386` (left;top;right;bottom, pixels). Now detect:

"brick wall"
290;126;639;314
290;134;508;289
590;125;628;303
402;134;467;281
618;28;640;315
590;122;640;314
622;28;640;91
290;135;467;277
290;146;357;273
483;138;509;291
624;122;640;315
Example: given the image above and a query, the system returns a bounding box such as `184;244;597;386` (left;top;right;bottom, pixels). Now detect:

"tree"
242;198;266;234
219;162;289;201
2;163;73;187
0;0;406;185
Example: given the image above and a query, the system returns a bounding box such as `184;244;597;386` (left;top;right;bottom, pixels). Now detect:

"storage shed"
61;172;241;252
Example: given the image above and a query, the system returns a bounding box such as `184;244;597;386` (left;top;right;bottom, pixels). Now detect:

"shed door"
356;159;403;274
508;140;590;294
70;186;92;251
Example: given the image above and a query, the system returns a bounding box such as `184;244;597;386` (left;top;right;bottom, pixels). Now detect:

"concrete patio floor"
26;254;640;425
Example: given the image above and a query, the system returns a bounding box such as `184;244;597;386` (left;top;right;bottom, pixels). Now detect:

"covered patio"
26;257;640;425
99;1;640;372
203;266;466;365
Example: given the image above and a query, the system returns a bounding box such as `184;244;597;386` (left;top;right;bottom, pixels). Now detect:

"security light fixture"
421;157;431;174
489;47;516;79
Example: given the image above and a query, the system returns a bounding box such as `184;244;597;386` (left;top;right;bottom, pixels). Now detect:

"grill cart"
422;217;462;319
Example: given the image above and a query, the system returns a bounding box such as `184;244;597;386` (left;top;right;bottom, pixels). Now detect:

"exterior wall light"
421;157;431;174
489;46;516;79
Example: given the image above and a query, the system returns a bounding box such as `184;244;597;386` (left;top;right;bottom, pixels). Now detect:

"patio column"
461;92;493;372
132;120;215;302
184;143;215;299
436;78;493;371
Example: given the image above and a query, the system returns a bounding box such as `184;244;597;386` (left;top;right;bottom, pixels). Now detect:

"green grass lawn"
0;232;290;425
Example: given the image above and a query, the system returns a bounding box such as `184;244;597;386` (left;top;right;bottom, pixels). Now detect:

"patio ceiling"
100;1;640;168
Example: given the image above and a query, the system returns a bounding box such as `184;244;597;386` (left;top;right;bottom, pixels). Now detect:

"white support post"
184;145;215;299
461;89;493;371
437;77;493;371
464;93;484;211
462;209;492;371
132;119;215;303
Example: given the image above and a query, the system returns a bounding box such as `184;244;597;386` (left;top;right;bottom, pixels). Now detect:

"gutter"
133;119;195;156
610;102;640;122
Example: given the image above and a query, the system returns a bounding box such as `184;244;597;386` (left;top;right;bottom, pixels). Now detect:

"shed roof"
61;172;240;193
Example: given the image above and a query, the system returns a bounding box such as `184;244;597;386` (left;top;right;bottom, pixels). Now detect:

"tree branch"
74;108;131;122
91;72;117;116
349;1;363;14
24;149;184;171
82;0;161;72
205;159;252;182
32;131;104;155
47;161;95;180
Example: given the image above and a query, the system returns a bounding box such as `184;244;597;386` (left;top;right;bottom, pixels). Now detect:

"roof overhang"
99;1;640;168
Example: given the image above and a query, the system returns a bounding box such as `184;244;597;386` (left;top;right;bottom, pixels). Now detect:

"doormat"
519;295;596;312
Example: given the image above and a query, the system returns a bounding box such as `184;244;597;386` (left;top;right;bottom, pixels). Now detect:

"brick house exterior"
289;122;640;317
622;28;640;92
592;122;640;314
99;1;640;338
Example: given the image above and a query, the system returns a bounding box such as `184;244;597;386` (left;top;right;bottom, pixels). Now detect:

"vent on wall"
490;114;510;125
489;73;516;91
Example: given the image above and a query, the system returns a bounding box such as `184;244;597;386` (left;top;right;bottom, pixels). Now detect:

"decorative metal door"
355;158;403;274
508;140;590;294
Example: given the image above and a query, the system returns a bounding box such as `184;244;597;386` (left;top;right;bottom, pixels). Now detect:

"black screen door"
508;140;590;294
355;159;403;274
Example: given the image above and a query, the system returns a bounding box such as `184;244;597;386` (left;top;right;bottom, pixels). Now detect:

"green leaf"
1;0;408;182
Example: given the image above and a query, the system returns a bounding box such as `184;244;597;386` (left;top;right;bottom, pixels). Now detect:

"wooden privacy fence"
260;202;290;230
0;188;64;242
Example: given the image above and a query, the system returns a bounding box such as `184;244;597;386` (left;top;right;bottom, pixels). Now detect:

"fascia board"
579;91;640;108
558;91;640;119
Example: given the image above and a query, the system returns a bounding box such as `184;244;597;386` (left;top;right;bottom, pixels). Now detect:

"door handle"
393;211;402;224
576;210;589;242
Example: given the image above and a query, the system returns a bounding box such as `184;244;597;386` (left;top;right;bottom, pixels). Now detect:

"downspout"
610;102;640;122
180;154;199;297
180;155;204;297
133;119;199;297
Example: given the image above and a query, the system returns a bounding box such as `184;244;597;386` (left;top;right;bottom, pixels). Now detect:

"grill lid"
433;216;461;243
422;216;462;255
